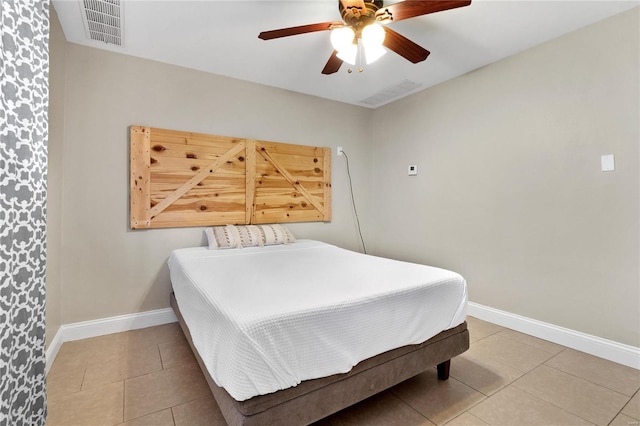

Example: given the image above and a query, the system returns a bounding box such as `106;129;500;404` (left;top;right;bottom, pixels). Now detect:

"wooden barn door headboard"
130;126;331;229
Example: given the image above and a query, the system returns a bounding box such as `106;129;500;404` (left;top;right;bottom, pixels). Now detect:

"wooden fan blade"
259;22;339;40
383;27;430;63
322;50;343;75
376;0;471;22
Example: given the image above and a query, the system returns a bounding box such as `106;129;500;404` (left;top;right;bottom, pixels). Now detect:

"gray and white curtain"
0;1;49;424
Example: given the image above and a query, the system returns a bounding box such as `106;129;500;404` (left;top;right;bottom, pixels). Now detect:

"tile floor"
46;317;640;426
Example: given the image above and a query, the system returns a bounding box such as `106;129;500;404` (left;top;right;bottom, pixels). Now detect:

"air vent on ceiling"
359;80;422;107
80;0;123;46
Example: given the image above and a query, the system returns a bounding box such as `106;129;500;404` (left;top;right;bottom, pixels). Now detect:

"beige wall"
369;9;639;346
46;7;66;347
56;43;372;324
48;7;639;348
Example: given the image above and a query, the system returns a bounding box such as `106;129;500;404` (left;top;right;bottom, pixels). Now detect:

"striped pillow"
258;224;296;245
205;224;296;249
205;225;242;249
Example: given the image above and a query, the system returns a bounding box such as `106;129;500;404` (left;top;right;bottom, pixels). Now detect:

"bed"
168;238;469;425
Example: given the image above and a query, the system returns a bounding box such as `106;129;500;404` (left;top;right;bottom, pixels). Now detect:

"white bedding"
168;240;467;401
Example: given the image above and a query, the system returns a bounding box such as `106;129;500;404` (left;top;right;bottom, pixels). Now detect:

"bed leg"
437;360;451;380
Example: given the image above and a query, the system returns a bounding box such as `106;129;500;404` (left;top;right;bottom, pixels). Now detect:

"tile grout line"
388;389;435;424
607;387;640;425
79;360;89;392
157;343;166;370
391;375;490;425
511;358;636;426
472;383;596;426
542;361;639;398
507;380;606;426
170;404;177;426
119;380;125;426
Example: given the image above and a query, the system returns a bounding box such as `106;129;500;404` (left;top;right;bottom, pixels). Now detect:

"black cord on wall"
341;150;367;254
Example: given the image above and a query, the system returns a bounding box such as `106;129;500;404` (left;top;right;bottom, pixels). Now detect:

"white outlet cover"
408;165;418;176
601;154;615;172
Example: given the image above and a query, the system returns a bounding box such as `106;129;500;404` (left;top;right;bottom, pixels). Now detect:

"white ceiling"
52;0;638;108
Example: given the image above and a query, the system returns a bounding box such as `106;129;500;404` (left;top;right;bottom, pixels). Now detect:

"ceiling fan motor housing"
339;0;384;29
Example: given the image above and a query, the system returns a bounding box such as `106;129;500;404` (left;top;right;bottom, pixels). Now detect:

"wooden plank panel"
130;126;331;229
245;140;256;224
130;126;151;229
150;211;245;228
163;199;245;213
254;196;320;209
149;142;242;161
253;208;324;224
150;155;247;173
256;143;325;214
149;142;245;220
152;128;241;147
256;140;323;157
149;173;245;185
151;179;246;202
254;178;325;188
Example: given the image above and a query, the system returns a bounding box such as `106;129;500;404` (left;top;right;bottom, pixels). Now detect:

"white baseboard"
45;328;65;375
47;303;639;376
468;302;640;370
45;308;177;375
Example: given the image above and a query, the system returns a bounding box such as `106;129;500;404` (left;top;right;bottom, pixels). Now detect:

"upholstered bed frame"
170;293;469;425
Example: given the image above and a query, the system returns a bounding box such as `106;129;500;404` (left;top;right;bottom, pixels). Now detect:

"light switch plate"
408;165;418;176
601;154;615;172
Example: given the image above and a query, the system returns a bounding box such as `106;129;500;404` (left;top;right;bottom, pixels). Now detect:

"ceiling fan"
258;0;472;75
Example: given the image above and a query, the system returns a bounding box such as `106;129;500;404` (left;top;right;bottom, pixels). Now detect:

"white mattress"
168;240;467;401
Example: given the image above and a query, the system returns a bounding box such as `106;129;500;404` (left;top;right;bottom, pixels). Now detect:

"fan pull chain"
347;39;365;74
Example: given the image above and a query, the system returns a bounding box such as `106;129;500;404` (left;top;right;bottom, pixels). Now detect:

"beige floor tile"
466;334;555;373
117;409;175;426
50;340;123;387
513;365;629;425
496;329;565;355
83;344;163;390
47;320;637;426
159;339;196;369
123;323;186;351
172;395;226;426
622;392;640;420
443;412;489;426
609;413;640;426
327;391;435;426
46;381;124;426
469;386;592;425
545;349;640;397
46;371;84;396
450;352;524;396
123;362;210;421
466;317;504;343
59;333;127;362
47;349;87;379
392;369;486;425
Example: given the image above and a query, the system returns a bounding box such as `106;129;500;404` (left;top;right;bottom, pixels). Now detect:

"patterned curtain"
0;0;49;424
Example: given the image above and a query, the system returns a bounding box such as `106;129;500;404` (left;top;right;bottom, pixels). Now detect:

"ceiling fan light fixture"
362;23;386;64
364;44;386;64
330;26;355;52
362;23;385;47
336;43;357;65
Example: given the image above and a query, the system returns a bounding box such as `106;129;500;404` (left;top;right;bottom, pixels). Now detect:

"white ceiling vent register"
80;0;123;46
359;80;422;107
